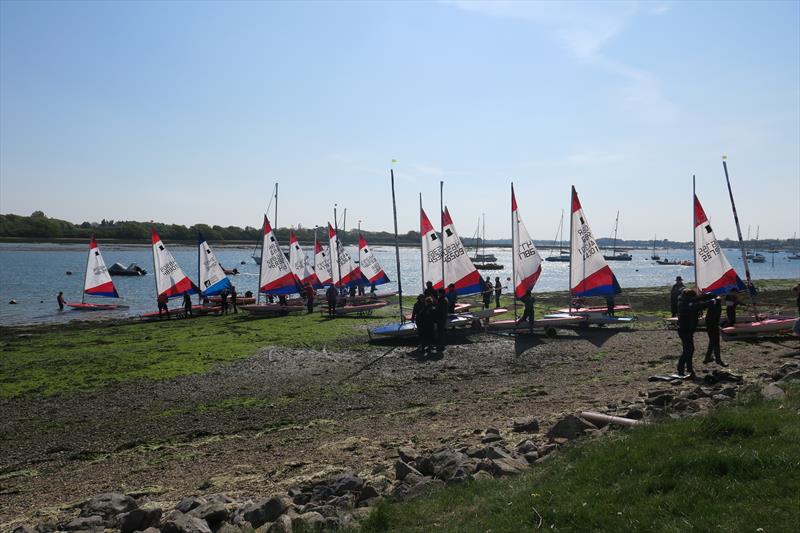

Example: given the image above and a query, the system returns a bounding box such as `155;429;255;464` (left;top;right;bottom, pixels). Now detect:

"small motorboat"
108;262;147;276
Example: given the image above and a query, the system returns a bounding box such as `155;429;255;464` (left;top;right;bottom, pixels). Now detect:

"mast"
568;188;573;310
274;183;279;240
419;193;425;290
391;169;404;322
482;212;486;260
256;218;264;305
334;204;342;287
692;175;699;291
82;235;93;304
197;232;201;304
511;183;517;322
151;224;159;303
611;210;620;256
721;157;758;316
440;180;445;287
559;209;564;253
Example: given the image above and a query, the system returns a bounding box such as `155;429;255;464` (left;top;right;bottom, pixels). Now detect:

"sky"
1;0;798;242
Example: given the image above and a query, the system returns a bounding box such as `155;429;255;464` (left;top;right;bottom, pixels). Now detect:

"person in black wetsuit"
325;285;337;318
670;276;685;317
421;296;437;354
411;295;426;351
494;276;502;308
482;277;493;309
424;281;436;299
446;283;457;313
676;289;716;377
435;288;449;353
516;289;535;333
724;288;738;326
702;295;727;367
183;292;192;317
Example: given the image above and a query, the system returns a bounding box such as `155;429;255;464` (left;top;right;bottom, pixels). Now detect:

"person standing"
494;276;502;308
725;288;739;325
670;276;685;317
421;296;436;354
57;291;65;311
182;292;192;317
446;283;457;313
325;284;337;318
482;277;493;309
304;283;315;314
606;295;616;316
516;289;535;333
703;295;727;367
676;289;714;377
230;285;238;314
220;289;228;315
435;288;449;353
424;281;436;299
411;295;427;352
157;293;169;319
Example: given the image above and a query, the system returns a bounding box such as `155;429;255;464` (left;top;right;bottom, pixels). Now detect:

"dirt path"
1;327;798;526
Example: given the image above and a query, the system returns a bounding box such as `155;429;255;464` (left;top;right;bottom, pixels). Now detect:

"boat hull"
556;305;632;315
721;318;796;337
66;302;119;311
487;315;585;331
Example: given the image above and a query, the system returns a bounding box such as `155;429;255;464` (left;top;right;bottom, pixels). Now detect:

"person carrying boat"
482;277;493;309
724;288;738;325
157;293;169;319
676;289;716;377
57;291;65;311
435;288;449;353
182;292;193;317
494;276;502;308
670;276;685;317
304;283;315;314
516;289;535;333
702;295;727;367
411;295;427;351
325;285;337;318
446;283;457;313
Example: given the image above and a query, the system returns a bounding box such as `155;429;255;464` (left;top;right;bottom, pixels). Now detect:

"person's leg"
677;330;689;374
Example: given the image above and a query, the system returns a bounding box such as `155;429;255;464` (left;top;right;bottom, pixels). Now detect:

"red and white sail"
441;207;482;295
152;227;196;299
694;194;743;294
569;186;621;297
511;185;542;297
328;223;360;287
420;207;443;290
314;239;333;286
358;234;390;286
84;236;119;298
289;230;321;288
258;216;297;295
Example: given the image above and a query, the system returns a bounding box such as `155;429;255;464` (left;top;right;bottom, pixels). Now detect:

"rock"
546;415;598;440
462;445;485;458
428;448;471;480
80;492;138;518
512;417;540;433
117;507;162;533
12;527;37;533
481;434;503;444
523;451;539;463
515;439;537;454
624;408;644;420
471;470;493;481
326;473;365;495
176;497;207;514
267;515;292;533
291;512;325;532
485;427;500;435
712;394;731;402
239;497;289;529
394;460;422;481
217;525;243;533
414;456;435;476
64;516;106;530
190;501;229;528
761;383;786;400
397;446;419;463
537;443;557;456
670;398;690;411
645;394;674;408
323;517;341;530
141;528;161;533
647;389;673;398
779;370;800;383
704;369;743;384
327;494;355;510
487;458;528;476
403;478;445;500
357;484;380;503
161;513;213;533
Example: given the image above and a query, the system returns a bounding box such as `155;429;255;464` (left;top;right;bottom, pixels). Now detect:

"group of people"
410;282;459;353
324;281;378;318
156;286;246;319
481;276;504;309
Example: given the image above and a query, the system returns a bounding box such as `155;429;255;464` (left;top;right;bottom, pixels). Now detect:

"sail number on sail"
697;238;722;263
517;240;538;259
576;225;600;260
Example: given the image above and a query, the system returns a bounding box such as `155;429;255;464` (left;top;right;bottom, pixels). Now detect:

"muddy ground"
2;320;799;528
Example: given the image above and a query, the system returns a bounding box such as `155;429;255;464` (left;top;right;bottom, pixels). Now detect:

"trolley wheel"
545;327;557;338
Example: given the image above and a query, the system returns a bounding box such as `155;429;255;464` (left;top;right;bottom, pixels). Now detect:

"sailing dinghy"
544;186;633;326
198;232;233;297
240;216;304;315
420;207;444;290
66;236;123;310
289;230;322;288
314;237;333;286
357;234;390;287
488;184;584;333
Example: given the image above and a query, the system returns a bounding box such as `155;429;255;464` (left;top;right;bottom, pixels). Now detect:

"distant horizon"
1;1;798;240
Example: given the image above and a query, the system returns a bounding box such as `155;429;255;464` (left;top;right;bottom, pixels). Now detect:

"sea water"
0;242;798;326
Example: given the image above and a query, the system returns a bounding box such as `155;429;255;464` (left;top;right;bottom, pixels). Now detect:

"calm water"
1;242;798;326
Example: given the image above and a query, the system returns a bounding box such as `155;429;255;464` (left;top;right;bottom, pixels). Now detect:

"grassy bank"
363;384;800;532
1;279;796;399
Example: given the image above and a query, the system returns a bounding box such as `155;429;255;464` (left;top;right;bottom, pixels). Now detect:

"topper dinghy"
66;236;123;310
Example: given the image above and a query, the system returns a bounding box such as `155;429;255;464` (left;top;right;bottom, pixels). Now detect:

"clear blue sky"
1;0;798;241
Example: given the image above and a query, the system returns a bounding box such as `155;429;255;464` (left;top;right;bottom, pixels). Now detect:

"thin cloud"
446;0;676;123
